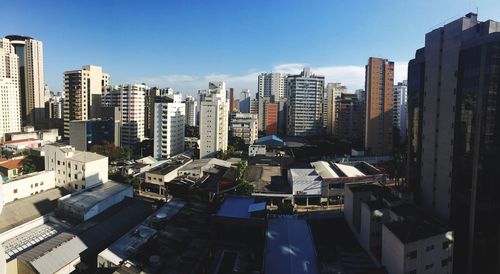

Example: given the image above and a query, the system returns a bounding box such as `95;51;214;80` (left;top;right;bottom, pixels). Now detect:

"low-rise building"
2;170;55;203
142;155;192;197
248;145;266;156
0;157;24;180
177;158;232;179
343;184;453;274
41;144;108;191
57;181;133;222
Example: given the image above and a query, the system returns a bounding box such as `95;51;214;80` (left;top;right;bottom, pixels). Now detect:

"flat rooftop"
68;151;107;163
217;196;265;219
58;181;132;214
385;220;449;244
264;218;319;274
247;165;288;193
0;188;69;234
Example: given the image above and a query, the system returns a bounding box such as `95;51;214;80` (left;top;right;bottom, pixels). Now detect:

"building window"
31;184;33;188
57;160;60;165
75;165;78;170
75;184;78;190
407;250;417;259
13;189;17;194
425;264;433;270
441;259;448;267
74;174;78;179
442;242;450;249
35;183;38;187
426;245;435;251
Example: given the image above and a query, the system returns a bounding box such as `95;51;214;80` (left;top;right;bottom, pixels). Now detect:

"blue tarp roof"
256;135;284;146
264;218;319;274
217;196;255;219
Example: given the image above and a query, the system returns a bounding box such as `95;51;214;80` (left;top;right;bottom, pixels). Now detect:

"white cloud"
135;61;409;97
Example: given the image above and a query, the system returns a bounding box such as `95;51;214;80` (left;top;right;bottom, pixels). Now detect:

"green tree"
20;157;37;174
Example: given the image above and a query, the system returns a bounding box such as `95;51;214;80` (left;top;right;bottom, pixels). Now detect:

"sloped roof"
255;135;284;146
310;161;339;179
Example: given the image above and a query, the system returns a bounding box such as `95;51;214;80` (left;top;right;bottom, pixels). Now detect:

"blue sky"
2;0;499;97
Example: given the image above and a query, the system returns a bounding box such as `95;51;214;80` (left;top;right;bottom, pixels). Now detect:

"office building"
239;89;251;113
199;81;229;158
184;96;197;127
229;112;258;144
286;68;324;136
334;93;364;147
103;84;147;148
5;35;45;126
69;119;120;151
407;13;500;274
63;65;110;138
0;38;21;142
393;81;407;144
47;94;63;119
153;92;185;159
326;82;347;135
258;72;287;99
365;57;394;155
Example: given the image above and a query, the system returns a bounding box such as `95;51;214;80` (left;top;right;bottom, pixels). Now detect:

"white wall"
2;171;55;203
382;225;405;274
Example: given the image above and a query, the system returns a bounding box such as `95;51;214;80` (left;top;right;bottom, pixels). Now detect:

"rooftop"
217;196;265;219
289;169;322;196
2;138;39;144
0;188;69;234
68;151;107;163
256;135;284;146
311;161;339;179
384;220;450;244
58;181;132;214
179;158;231;172
264;218;319;274
0;157;23;170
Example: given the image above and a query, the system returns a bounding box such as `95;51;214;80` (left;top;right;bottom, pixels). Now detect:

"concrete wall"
381;225;405;274
2;171;55;203
69;121;87;151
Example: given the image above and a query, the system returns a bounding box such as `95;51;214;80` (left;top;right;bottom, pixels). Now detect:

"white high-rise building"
393;81;407;142
286;68;324;136
326;82;347;135
199;81;229;159
184;96;197;127
63;65;110;138
0;38;21;142
5;35;45;125
258;72;287;99
153;92;185;159
103;84;147;148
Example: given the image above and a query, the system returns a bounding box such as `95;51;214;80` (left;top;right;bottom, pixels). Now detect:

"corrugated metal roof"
58;181;132;214
334;163;365;177
264;218;319;274
19;232;87;274
289;169;322;196
310;161;339;179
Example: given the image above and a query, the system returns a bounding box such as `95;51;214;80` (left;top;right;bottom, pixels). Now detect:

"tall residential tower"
365;57;394;155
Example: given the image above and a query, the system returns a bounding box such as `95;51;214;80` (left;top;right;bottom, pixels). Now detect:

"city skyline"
2;0;499;95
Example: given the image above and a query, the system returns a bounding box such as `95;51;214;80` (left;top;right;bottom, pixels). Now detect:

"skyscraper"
286;68;324;136
199;81;229;158
393;81;407;145
258;72;287;99
365;57;394;155
184;96;197;127
0;38;21;142
103;84;147;148
153;92;185;159
5;35;45;126
145;87;162;138
325;82;347;135
63;65;110;138
407;13;500;274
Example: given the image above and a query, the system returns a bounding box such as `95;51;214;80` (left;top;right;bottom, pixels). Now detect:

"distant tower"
364;57;394;155
5;35;45;126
